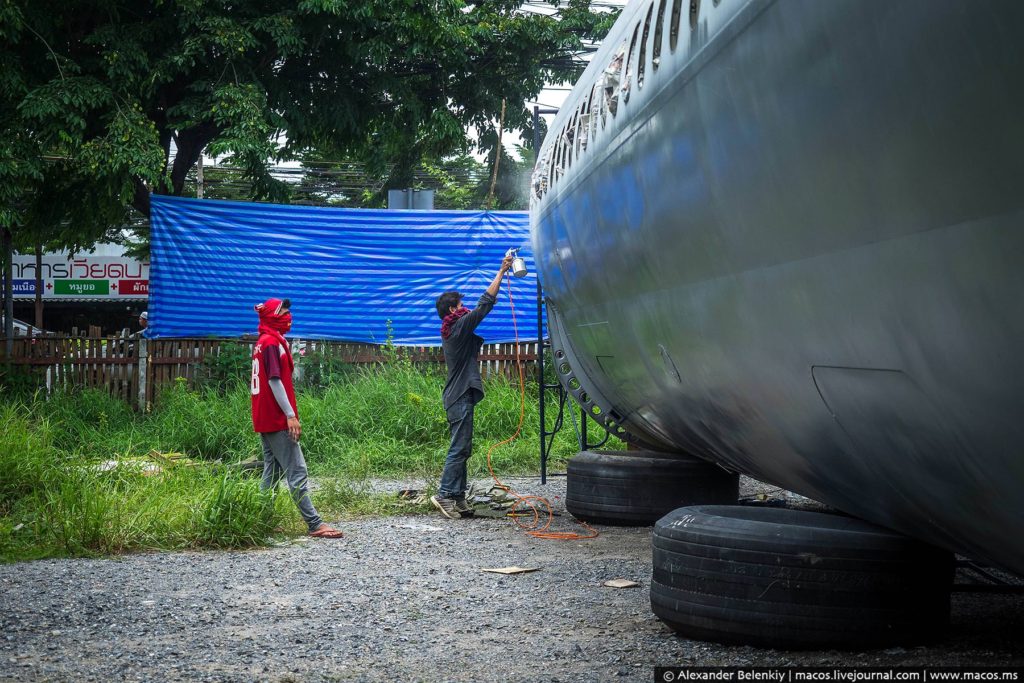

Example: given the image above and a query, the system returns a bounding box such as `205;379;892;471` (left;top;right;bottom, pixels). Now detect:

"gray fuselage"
531;0;1024;573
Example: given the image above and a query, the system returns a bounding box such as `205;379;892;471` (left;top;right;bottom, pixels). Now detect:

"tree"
1;0;617;234
1;0;618;327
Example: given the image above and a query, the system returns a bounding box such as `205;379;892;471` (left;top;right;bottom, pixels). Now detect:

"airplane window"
595;81;607;130
585;85;598;141
603;41;628;116
559;125;568;172
550;147;557;185
690;0;701;30
653;0;667;71
540;145;548;191
566;111;577;168
670;0;682;51
638;3;654;89
622;23;640;104
576;98;590;157
557;132;565;181
532;147;551;199
563;121;572;170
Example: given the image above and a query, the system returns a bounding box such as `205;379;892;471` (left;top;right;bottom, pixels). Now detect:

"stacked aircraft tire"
651;505;954;648
565;450;739;526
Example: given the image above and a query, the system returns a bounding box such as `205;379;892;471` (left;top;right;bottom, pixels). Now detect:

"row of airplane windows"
532;0;719;201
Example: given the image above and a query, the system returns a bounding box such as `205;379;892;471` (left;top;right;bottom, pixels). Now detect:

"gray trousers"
260;430;323;531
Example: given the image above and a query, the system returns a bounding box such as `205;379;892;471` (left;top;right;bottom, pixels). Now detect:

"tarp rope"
483;277;598;541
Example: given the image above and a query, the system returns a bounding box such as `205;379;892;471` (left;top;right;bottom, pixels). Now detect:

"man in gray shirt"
431;254;514;519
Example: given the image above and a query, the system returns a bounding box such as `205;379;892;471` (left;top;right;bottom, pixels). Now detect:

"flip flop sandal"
309;525;344;539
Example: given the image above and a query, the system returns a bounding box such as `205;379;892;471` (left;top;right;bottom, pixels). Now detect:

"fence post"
137;337;148;411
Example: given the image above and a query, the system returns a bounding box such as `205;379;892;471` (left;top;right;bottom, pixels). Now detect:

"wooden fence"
1;332;139;404
1;333;540;409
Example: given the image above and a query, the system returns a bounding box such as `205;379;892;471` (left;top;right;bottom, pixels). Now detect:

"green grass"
29;361;585;477
0;361;599;563
0;403;292;562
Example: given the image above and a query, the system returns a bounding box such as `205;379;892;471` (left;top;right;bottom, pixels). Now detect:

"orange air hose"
482;277;598;541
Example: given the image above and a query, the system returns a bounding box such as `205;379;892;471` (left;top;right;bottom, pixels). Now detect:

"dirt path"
2;477;1022;682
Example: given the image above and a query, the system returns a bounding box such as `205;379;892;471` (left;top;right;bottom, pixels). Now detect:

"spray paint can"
506;248;528;278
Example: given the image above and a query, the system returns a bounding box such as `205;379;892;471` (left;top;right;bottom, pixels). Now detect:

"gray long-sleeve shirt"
441;292;496;410
268;378;296;419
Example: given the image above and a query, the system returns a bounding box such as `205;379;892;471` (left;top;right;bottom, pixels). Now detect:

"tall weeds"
26;362;583;475
0;360;601;563
0;402;293;561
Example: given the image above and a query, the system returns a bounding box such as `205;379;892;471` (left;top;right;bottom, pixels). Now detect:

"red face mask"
256;298;292;335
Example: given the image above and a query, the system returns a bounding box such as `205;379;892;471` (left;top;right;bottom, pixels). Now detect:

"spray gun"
505;248;528;278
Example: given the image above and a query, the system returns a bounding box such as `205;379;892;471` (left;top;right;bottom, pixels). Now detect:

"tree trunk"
486;98;507;209
132;177;152;216
131;122;219;216
170;123;218;196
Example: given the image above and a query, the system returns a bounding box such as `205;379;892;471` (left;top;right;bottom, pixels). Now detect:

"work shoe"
454;496;475;517
430;494;462;520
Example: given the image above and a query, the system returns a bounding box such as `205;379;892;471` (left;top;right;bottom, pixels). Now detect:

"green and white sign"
53;279;110;296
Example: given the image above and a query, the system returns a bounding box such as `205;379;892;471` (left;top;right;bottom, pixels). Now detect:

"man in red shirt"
252;298;342;539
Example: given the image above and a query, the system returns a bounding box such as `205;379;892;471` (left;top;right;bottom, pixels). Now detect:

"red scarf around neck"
441;306;470;340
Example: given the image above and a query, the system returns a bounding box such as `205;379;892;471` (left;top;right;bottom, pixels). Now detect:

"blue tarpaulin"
149;195;540;344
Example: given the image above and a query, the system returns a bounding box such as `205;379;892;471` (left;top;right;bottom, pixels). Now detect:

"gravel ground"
2;476;1022;683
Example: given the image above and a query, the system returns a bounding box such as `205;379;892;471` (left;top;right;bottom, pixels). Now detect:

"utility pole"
3;227;13;362
196;155;204;199
34;242;43;329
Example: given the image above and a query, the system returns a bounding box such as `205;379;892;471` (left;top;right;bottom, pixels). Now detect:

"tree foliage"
185;149;530;212
1;0;616;252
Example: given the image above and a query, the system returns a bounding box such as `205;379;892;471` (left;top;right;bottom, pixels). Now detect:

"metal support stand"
537;279;567;484
536;290;610;482
580;406;587;449
538;277;548;483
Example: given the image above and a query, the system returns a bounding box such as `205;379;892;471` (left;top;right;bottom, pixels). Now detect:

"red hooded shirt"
251;298;298;433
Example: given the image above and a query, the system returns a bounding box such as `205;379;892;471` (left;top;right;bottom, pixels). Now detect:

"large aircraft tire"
651;505;954;648
565;450;738;526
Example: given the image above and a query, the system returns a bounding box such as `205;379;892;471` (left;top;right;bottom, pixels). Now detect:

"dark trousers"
438;391;475;498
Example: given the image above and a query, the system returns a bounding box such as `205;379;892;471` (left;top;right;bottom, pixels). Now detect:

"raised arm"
486;254;514;297
457;254;515;335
